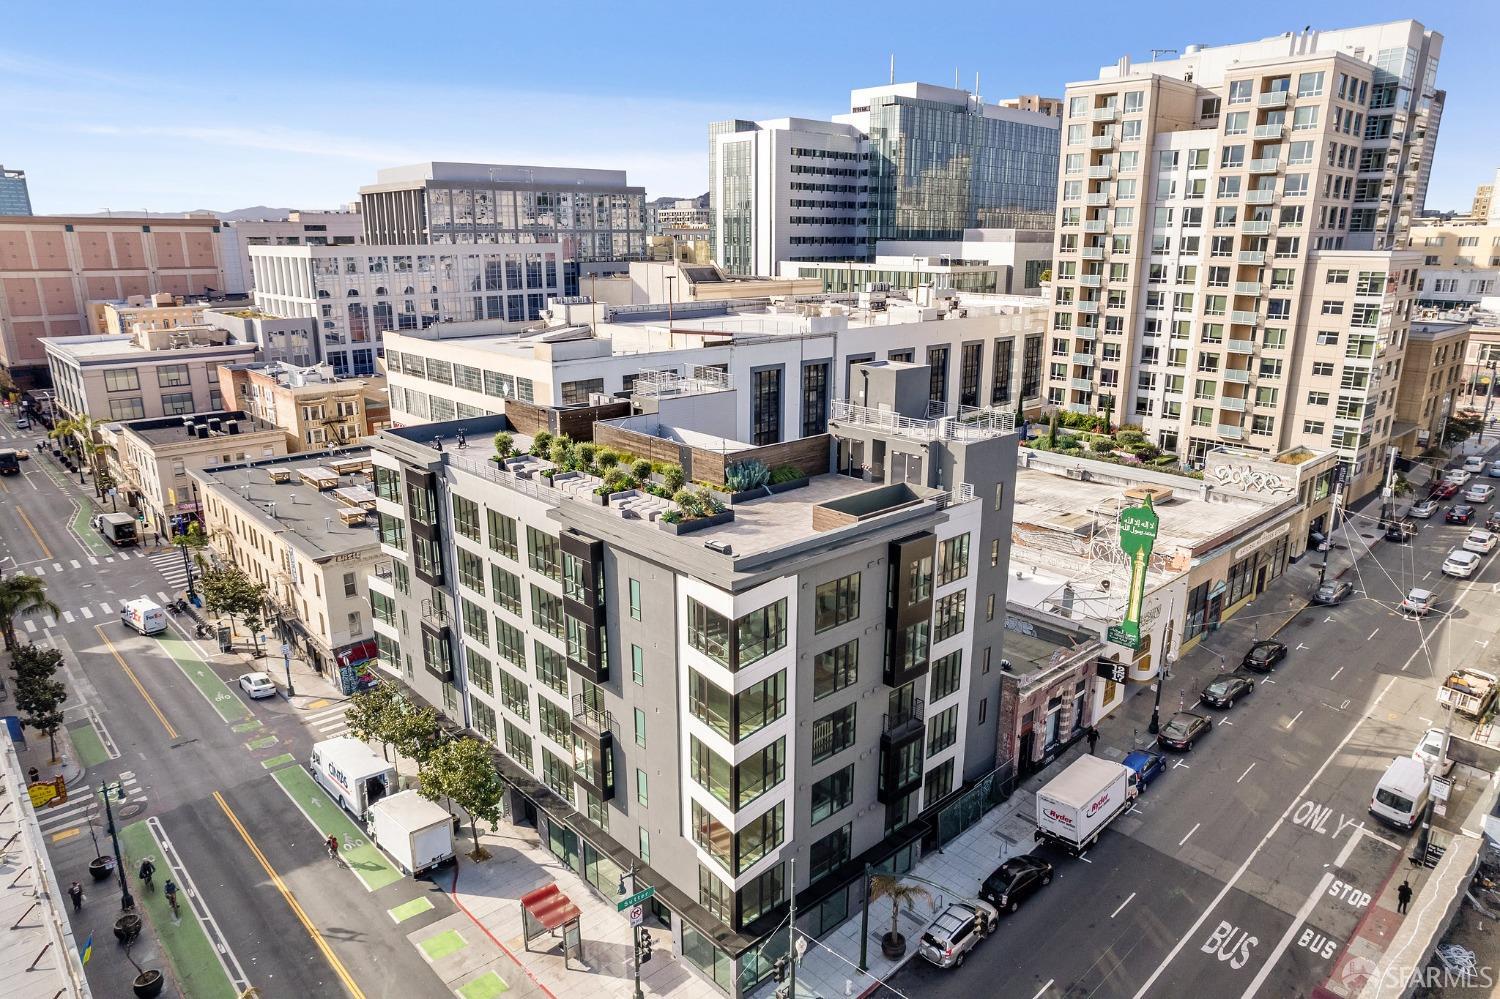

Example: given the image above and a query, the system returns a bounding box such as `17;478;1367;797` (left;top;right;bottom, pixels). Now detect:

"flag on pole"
80;932;93;965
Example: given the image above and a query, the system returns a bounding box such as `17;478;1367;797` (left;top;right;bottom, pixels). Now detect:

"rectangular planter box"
722;475;810;505
658;509;735;535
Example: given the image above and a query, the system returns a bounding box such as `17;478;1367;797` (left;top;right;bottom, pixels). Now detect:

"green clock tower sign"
1107;494;1160;651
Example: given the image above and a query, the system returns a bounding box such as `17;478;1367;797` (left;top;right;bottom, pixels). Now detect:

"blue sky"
3;1;1496;214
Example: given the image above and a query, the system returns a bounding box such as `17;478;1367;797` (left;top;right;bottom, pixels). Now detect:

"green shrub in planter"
596;449;621;470
769;465;802;485
662;465;686;492
576;443;598;465
493;432;514;459
1090;438;1116;454
531;429;553;453
631;459;653;480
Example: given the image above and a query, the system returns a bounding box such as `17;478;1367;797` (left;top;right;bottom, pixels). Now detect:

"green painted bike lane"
118;822;239;999
271;765;404;892
157;634;250;724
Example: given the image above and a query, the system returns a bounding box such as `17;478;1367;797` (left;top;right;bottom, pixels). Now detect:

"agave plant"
725;459;770;491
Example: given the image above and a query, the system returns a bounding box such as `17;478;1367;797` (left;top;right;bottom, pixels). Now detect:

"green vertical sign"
1107;495;1159;651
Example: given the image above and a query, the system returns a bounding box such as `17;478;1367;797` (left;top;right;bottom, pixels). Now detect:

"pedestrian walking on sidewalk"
68;881;83;912
1397;879;1412;914
1087;726;1099;755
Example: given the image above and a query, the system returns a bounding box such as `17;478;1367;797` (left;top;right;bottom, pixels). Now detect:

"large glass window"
933;591;967;642
687;598;730;667
937;534;970;585
814;574;860;633
813;639;858;699
104;368;140;392
802;361;829;436
809;823;851;882
530;586;564;638
752;367;782;446
959;342;982;408
487;509;518;559
811;704;856;764
452;495;480;541
735;599;786;667
527;527;560;580
491;564;521;615
810;765;854;825
928;649;962;701
927;345;950;405
157;364;190;388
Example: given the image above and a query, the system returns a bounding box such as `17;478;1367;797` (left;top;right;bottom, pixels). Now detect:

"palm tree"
50;414;107;493
0;575;60;651
868;875;933;958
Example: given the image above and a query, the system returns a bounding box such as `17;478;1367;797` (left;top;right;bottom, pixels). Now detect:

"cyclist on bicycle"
163;878;179;914
326;834;339;860
138;858;156;891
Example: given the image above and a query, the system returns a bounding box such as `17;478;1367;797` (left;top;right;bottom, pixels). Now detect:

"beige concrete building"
1410;218;1500;307
217;361;388;451
0;215;224;382
1459;311;1500;398
43;326;257;423
1046;20;1441;500
92;292;246;336
1000;95;1064;117
1393;319;1469;453
194;450;381;675
107;410;287;536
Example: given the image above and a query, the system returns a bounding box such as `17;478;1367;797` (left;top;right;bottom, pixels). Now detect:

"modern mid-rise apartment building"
1045;20;1442;499
248;242;564;377
382;291;1048;433
0;215;224;383
366;358;1018;994
358;162;646;267
0;166;32;215
709;83;1059;275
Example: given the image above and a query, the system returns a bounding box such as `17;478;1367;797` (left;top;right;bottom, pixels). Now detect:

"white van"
1370;756;1430;830
311;737;397;819
120;599;168;636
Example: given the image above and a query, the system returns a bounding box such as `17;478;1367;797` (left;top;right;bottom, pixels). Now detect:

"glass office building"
0;166;32;216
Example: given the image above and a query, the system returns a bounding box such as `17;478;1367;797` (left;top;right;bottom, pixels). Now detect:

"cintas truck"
1035;754;1139;854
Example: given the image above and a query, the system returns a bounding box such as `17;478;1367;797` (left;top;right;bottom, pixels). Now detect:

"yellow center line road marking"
16;504;52;559
94;625;179;740
213;791;367;999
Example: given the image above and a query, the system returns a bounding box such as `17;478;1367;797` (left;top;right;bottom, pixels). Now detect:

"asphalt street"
886;444;1500;999
0;416;454;999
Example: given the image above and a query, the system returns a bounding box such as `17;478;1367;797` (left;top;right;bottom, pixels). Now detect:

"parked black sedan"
1200;673;1255;709
1312;580;1354;605
1240;639;1288;673
1447;504;1476;525
1157;711;1212;751
979;854;1054;914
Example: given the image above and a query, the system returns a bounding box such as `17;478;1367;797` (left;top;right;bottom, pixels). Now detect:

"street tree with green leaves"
419;736;505;859
200;564;268;634
0;575;60;652
389;697;442;773
49;414;106;491
344;683;402;761
13;644;68;762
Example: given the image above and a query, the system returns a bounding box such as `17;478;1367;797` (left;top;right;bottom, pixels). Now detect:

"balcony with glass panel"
1253;123;1285;139
1238;250;1266;265
1257;91;1288;109
1070;377;1095;392
1223;368;1252;384
1230;310;1260;326
1089;135;1115;150
1067;403;1093;415
1245;189;1278;204
1072;326;1097;340
1083;220;1108;234
1092;106;1118;122
1081;246;1105;260
1072;353;1096;366
1088;165;1113;180
1233;281;1262;296
1078;274;1102;288
1219;397;1247;412
1075;301;1099;315
1226;338;1256;355
1086;193;1111;207
1248;158;1281;174
1216;423;1245;439
1242;220;1273;235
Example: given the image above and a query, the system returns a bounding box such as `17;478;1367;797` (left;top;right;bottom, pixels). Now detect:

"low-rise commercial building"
43;326;257;422
1394;319;1469;453
202;308;319;367
365;358;1019;994
384;290;1049;434
194;450;381;678
247;241;565;377
108;410;287;537
91;292;246;336
218;361;387;452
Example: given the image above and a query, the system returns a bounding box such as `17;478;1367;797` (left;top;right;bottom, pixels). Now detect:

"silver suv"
917;900;998;969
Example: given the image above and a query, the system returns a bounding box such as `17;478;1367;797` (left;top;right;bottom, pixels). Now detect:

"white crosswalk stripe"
147;550;193;591
24;620;36;634
87;557;98;566
98;602;111;613
308;705;351;738
63;611;75;624
79;607;93;620
69;560;81;569
36;776;143;833
43;615;55;628
52;562;62;571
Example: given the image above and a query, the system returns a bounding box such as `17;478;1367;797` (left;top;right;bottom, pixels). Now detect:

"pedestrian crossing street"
307;703;352;741
24;591;180;632
36;772;143;837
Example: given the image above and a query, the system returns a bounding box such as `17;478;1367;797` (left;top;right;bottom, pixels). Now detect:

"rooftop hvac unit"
207;418;222;433
1065;467;1087;480
226;420;240;435
195;424;209;438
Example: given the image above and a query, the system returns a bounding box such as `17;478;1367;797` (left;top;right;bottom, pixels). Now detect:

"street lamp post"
179;538;197;602
618;863;645;999
1148;612;1176;735
101;781;134;911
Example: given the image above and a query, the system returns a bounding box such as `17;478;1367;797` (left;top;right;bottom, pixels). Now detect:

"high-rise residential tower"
1045;20;1442;498
709;83;1059;275
0;166;32;215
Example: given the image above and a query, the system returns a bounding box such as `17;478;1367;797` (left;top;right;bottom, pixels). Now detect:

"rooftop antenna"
889;53;894;85
974;72;981;104
954;67;959;89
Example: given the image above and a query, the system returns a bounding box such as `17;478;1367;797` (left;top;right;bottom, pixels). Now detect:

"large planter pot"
89;856;115;881
657;509;735;536
113;912;142;945
132;969;165;998
880;932;907;960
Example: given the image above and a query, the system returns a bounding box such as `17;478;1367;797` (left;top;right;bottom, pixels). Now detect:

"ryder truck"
1035;755;1138;854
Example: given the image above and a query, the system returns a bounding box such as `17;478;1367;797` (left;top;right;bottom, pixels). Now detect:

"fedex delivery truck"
1035;755;1138;854
310;737;397;819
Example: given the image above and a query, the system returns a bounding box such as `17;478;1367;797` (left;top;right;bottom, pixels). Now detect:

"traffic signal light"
637;927;653;963
773;956;789;982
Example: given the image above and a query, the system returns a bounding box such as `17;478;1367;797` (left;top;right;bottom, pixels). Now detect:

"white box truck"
366;790;456;876
310;737;397;819
1035;755;1138;853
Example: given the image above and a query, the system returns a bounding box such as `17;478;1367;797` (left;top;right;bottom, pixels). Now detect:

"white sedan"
1409;499;1439;519
238;671;277;699
1466;483;1496;504
1445;469;1473;486
1412;727;1454;777
1463;455;1487;473
1464;530;1498;555
1442;549;1482;578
